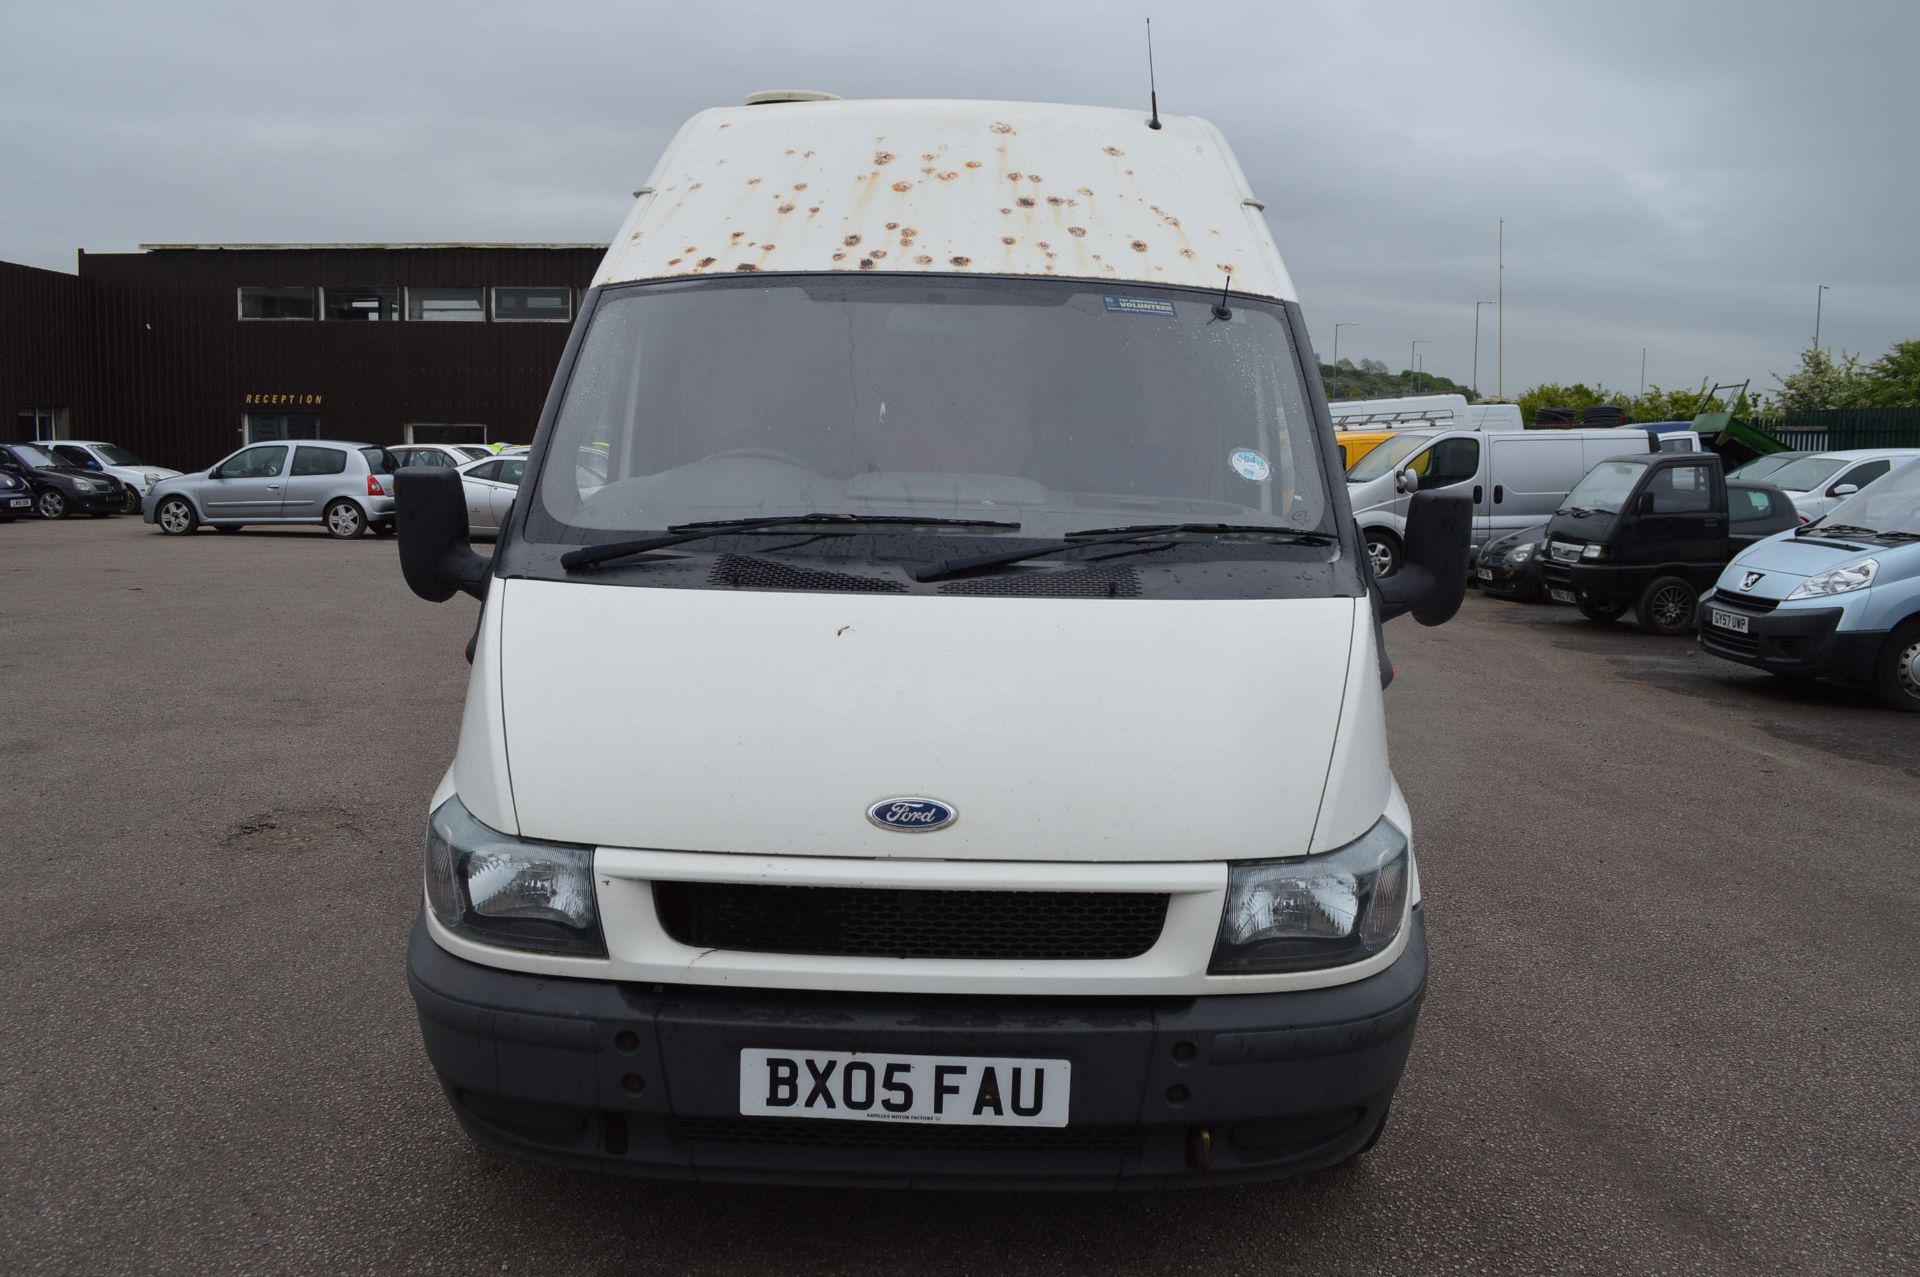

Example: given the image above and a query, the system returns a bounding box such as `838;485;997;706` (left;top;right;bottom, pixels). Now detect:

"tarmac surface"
2;516;1915;1275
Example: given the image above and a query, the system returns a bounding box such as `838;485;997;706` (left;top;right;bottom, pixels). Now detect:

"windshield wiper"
561;513;1021;572
908;523;1332;584
1801;523;1919;543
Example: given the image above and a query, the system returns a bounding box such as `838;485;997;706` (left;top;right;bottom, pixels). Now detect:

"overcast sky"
4;0;1915;396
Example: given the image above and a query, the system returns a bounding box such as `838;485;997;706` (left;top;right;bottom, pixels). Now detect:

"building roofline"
134;242;607;252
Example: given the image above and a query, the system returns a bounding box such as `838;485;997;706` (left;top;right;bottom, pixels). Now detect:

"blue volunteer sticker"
1103;295;1177;317
1230;448;1271;482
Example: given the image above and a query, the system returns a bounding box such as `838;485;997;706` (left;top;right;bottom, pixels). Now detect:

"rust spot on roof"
684;245;697;253
785;148;795;155
747;177;762;186
1104;146;1124;156
1037;241;1050;249
1217;263;1236;274
1001;236;1016;245
778;203;796;214
1027;174;1043;183
804;151;815;157
667;257;682;266
734;263;759;271
689;182;703;190
807;207;820;215
1179;248;1196;259
696;257;717;269
762;244;776;251
730;231;745;240
922;153;936;162
1016;196;1036;208
950;255;972;267
891;181;912;192
1067;226;1087;238
832;252;846;261
1131;240;1149;252
1000;207;1012;214
965;160;983;169
875;151;895;165
886;221;899;230
936;170;959;181
793;182;809;190
989;122;1014;134
859;258;875;270
914;254;933;265
1077;187;1093;197
844;234;862;246
870;249;888;259
1046;195;1066;207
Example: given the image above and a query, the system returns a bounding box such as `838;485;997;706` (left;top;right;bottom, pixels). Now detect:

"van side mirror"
1394;468;1419;495
398;467;489;602
1377;491;1470;626
1829;483;1859;498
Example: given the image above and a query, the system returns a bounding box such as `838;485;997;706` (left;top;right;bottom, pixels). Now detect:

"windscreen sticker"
1230;448;1272;482
1103;295;1177;317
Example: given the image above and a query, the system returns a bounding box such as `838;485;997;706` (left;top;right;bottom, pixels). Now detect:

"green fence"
1748;407;1920;451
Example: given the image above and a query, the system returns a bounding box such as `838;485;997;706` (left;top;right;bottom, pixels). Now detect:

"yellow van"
1336;429;1399;471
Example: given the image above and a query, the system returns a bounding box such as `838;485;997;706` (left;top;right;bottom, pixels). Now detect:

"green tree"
1861;340;1920;407
1515;382;1627;425
1319;362;1473;401
1626;384;1729;422
1771;347;1872;412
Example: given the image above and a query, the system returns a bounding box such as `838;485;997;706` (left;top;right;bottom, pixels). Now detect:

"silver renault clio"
145;440;398;539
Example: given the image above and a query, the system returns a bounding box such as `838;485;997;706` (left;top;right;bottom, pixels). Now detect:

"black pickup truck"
1537;452;1798;634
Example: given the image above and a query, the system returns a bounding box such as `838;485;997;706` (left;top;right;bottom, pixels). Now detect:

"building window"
406;287;486;322
405;423;489;445
244;413;322;443
493;286;573;322
18;406;67;439
323;287;399;321
239;286;317;320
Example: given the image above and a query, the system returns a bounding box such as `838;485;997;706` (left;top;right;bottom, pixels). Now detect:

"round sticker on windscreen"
1229;448;1272;482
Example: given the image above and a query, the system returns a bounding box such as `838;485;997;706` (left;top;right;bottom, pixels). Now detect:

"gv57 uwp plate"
739;1048;1070;1127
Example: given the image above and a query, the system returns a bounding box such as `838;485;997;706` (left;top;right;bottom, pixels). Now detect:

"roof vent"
744;90;842;105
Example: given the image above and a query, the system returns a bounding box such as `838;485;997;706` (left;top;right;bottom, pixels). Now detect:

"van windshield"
1819;458;1920;536
526;276;1330;542
1346;432;1435;482
1561;459;1648;514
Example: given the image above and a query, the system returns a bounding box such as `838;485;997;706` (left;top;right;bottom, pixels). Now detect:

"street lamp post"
1410;339;1430;392
1814;284;1829;351
1332;322;1358;397
1473;301;1495;398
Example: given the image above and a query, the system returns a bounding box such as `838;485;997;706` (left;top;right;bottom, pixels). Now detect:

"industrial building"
0;243;602;470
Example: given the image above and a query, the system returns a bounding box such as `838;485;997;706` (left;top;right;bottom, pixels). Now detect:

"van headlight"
1210;818;1410;973
1787;558;1877;599
425;795;604;956
1506;541;1536;564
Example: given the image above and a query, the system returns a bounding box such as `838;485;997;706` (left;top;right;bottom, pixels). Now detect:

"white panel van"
393;94;1470;1188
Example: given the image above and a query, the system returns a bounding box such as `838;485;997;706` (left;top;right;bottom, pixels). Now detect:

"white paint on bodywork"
1309;605;1393;854
496;580;1358;862
596;99;1296;301
450;587;519;835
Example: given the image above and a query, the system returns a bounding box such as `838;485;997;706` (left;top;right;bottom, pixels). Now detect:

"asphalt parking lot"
2;516;1916;1276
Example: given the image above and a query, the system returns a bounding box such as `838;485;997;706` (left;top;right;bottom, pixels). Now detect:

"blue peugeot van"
1698;457;1920;710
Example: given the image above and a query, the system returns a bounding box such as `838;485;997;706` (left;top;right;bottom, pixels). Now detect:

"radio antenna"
1211;273;1233;322
1146;19;1162;130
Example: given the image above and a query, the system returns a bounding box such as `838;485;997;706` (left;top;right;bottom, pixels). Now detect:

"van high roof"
595;97;1293;299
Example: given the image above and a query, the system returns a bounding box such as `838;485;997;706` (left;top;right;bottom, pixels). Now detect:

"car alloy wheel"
324;500;366;539
156;498;196;535
36;489;67;519
1648;584;1692;630
122;487;141;514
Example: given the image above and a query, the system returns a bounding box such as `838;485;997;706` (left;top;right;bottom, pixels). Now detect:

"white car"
1771;448;1920;521
39;440;182;514
389;443;494;469
456;454;524;537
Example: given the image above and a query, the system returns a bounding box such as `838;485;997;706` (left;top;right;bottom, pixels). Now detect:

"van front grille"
939;566;1141;598
708;554;907;594
653;882;1168;961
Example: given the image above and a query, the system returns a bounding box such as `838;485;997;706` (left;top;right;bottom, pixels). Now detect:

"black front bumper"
407;911;1428;1190
1697;598;1880;681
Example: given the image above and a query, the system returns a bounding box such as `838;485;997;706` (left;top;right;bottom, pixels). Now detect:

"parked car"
37;440;183;514
1474;522;1550;601
144;440;398;538
1699;458;1920;709
1725;450;1816;483
454;454;525;536
1763;448;1920;522
0;442;127;519
389;443;494;468
1538;453;1798;634
0;467;33;520
1346;425;1693;577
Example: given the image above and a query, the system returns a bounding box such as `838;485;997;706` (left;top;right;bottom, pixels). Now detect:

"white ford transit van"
396;94;1469;1189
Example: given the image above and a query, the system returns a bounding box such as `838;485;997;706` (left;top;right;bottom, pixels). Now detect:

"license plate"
739;1048;1070;1127
1710;608;1749;634
1550;588;1577;604
6;498;27;509
1476;566;1494;581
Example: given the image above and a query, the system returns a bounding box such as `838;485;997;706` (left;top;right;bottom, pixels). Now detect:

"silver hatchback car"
145;440;399;538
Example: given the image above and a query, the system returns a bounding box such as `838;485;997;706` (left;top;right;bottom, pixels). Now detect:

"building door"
245;413;321;444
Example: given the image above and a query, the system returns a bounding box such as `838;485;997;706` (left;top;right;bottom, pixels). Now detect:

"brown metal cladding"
0;260;91;437
4;245;602;470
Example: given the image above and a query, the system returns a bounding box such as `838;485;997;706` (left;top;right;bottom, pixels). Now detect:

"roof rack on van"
744;90;842;105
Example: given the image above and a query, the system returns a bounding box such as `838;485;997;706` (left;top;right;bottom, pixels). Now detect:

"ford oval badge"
867;797;958;833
